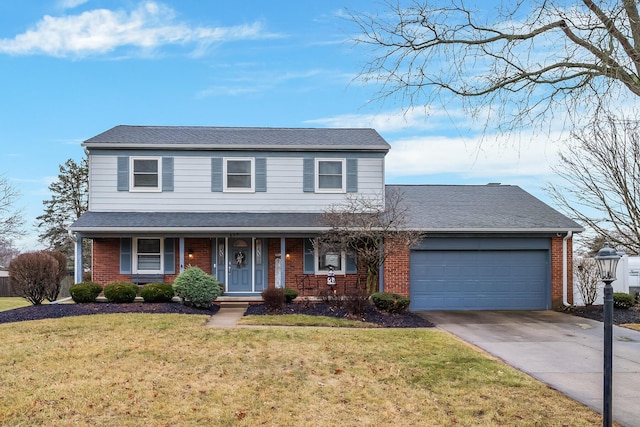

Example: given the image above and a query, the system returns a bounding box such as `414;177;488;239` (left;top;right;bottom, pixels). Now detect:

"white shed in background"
628;256;640;296
573;253;631;306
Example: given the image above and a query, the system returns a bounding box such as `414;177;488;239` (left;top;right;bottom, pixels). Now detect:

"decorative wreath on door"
234;251;246;268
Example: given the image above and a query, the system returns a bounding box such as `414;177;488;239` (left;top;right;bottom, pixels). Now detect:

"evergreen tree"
36;157;89;270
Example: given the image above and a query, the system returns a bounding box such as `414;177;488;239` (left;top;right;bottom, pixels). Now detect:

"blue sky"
0;0;565;249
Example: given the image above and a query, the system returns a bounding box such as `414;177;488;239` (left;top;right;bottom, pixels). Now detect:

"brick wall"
183;238;212;275
382;238;410;297
268;238;304;289
92;237;214;286
266;238;363;296
551;235;573;309
92;238;131;285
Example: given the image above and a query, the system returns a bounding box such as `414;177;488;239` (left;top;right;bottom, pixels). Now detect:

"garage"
410;238;551;311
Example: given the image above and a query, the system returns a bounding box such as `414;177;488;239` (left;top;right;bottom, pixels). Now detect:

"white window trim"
314;249;346;275
223;157;255;192
130;156;162;192
315;158;345;193
133;237;164;274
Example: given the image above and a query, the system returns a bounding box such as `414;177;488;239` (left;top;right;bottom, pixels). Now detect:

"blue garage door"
410;249;550;310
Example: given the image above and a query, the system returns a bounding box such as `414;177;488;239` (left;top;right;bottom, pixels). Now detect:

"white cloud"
0;1;278;57
196;69;325;98
307;108;565;188
385;133;559;179
57;0;89;10
304;106;470;133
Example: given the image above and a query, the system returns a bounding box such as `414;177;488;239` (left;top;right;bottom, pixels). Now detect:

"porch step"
218;301;251;309
217;296;263;304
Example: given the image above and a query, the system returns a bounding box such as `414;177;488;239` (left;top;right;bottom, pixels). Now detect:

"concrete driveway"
418;310;640;427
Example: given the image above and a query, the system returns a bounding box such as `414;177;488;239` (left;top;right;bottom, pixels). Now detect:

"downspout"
563;231;573;307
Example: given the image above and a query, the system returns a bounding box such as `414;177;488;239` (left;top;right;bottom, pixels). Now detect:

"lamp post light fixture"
594;243;621;427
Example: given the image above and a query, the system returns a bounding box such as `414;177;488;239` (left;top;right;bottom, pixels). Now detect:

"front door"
228;238;252;292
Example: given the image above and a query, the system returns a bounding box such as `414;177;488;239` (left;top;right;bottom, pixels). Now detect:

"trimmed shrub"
69;281;103;303
141;282;175;303
345;291;371;316
43;250;68;302
173;267;221;308
9;251;60;305
103;281;138;303
370;292;410;314
262;287;285;312
283;288;298;303
613;292;635;309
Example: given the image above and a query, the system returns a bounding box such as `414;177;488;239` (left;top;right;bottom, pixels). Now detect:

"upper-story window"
224;158;254;192
131;157;161;192
316;159;345;193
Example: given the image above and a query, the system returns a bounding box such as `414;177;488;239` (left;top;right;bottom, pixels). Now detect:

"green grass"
0;313;605;426
0;297;30;311
239;314;380;327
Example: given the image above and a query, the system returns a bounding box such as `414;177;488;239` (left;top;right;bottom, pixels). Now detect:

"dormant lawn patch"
0;314;605;426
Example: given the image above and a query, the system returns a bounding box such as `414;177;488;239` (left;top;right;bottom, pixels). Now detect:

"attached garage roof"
390;184;583;233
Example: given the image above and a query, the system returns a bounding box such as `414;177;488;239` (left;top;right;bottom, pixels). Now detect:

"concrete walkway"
419;310;640;427
205;303;247;328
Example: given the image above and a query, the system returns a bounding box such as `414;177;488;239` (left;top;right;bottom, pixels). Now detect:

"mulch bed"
567;305;640;324
0;302;219;325
245;302;434;328
0;301;432;328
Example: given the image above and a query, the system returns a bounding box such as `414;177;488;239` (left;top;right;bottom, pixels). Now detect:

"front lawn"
0;297;30;312
0;313;604;426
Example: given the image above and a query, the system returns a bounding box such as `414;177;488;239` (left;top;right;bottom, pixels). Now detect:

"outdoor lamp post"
594;243;621;427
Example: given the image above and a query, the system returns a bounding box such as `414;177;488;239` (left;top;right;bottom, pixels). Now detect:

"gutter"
563;231;573;307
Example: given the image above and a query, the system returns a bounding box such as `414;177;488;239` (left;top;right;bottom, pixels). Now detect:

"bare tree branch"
317;189;422;294
0;175;24;240
349;0;640;131
546;114;640;253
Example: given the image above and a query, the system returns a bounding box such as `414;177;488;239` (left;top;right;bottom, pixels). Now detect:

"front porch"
81;236;364;297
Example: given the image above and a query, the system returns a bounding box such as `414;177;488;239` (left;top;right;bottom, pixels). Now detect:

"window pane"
227;160;251;173
319;252;342;270
319;175;342;189
318;161;342;174
227;175;251;188
134;174;158;187
318;161;343;189
134;159;158;173
138;239;160;253
138;255;161;270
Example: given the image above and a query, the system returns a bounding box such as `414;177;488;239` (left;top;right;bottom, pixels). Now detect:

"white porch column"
179;237;185;273
74;232;83;284
279;237;286;288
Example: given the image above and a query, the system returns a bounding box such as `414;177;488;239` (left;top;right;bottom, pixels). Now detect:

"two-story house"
70;125;583;310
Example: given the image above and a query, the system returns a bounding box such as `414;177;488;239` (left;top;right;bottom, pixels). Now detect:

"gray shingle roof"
83;125;391;151
389;184;583;232
70;212;326;234
71;184;582;234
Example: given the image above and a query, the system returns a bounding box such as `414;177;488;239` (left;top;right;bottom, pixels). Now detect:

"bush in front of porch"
173;266;222;308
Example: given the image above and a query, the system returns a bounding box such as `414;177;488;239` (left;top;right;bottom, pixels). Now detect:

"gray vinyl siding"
88;154;385;212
